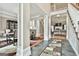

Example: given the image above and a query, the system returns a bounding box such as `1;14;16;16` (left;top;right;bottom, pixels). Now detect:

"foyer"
0;3;79;56
20;3;79;56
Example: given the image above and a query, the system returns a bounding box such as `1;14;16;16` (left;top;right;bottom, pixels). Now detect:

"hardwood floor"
0;52;16;56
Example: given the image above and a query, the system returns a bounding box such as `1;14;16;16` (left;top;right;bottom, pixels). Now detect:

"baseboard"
23;46;31;56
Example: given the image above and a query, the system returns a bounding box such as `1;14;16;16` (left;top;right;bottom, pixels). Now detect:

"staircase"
67;4;79;55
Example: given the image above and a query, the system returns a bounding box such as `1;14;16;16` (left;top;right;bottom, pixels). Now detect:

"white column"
16;3;23;56
49;16;51;39
44;15;49;40
23;3;31;56
51;26;54;32
17;3;31;56
36;18;40;37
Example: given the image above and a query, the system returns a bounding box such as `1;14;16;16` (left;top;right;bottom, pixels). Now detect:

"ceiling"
30;4;45;18
31;3;68;19
30;3;68;25
51;3;68;11
0;3;18;15
0;3;68;18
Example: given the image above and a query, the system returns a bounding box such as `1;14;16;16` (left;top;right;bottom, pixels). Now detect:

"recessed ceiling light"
56;14;60;17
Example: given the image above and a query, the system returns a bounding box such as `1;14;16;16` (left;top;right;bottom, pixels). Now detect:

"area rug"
40;46;54;56
40;40;62;56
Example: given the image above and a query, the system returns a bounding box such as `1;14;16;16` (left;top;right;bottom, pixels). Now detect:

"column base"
23;46;31;56
44;38;49;41
16;46;23;56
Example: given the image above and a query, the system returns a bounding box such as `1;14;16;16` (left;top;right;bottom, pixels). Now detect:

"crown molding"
50;9;67;16
0;8;17;20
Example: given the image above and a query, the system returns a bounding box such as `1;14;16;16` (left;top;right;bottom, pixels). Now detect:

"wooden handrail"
71;3;79;10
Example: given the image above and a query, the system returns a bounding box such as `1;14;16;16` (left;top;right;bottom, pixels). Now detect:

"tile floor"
31;39;76;56
62;40;76;56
